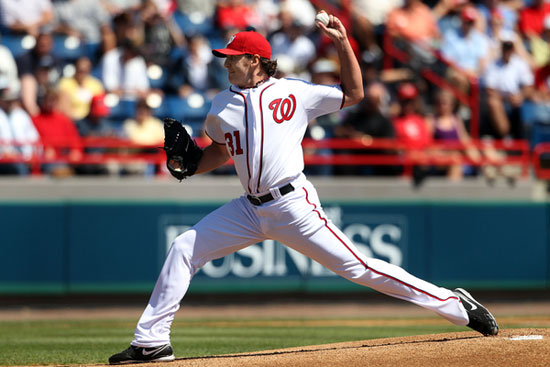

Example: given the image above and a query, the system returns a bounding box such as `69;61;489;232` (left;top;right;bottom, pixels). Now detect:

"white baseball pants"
132;178;468;347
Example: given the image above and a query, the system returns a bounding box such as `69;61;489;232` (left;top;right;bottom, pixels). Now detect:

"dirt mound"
4;303;548;366
150;328;548;367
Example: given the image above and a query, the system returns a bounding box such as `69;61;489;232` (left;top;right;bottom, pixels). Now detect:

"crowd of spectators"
0;0;549;181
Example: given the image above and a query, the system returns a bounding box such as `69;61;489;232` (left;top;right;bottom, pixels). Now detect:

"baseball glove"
162;118;203;181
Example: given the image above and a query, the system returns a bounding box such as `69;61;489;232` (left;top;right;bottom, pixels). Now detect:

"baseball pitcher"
109;11;498;364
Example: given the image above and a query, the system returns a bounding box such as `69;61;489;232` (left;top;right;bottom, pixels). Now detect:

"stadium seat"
147;64;168;90
107;98;137;122
1;34;33;58
208;35;227;50
90;64;102;80
52;35;86;62
150;95;171;119
105;117;125;135
531;122;550;148
172;11;216;37
166;94;211;123
521;100;538;126
169;46;186;62
164;95;186;121
149;74;168;91
84;42;101;63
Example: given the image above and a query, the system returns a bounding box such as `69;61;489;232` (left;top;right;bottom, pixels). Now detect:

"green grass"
0;317;544;366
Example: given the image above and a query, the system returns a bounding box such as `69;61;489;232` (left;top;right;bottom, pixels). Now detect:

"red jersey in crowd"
518;2;550;36
216;4;260;31
32;111;82;157
393;114;433;149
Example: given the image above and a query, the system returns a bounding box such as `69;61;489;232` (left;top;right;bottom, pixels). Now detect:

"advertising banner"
0;201;547;294
160;204;418;292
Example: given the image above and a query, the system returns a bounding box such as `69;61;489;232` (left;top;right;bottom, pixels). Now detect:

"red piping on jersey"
230;87;252;193
339;90;346;110
256;83;275;193
302;187;459;303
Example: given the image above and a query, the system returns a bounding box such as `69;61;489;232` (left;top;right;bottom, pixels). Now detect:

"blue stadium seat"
166;94;211;123
170;46;186;62
208;35;227;50
108;99;137;122
164;95;186;121
172;11;216;37
148;68;168;90
1;34;31;58
106;117;125;136
90;64;102;80
531;122;550;148
84;42;101;63
52;35;86;62
521;100;538;126
150;96;171;119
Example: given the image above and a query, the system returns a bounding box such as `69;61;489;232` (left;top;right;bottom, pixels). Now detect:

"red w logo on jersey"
268;94;296;123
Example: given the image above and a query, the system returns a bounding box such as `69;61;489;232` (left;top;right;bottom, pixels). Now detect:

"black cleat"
109;344;175;364
454;288;499;336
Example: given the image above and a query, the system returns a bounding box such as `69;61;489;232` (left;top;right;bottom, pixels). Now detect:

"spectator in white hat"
0;85;39;175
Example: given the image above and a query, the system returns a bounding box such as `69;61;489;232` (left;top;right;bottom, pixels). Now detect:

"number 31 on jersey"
225;130;243;156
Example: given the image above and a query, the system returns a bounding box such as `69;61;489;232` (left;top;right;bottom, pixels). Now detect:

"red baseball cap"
461;6;478;22
397;83;418;100
212;31;271;59
90;94;110;117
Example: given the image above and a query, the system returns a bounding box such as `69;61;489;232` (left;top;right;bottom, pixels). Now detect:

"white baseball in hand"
315;11;330;26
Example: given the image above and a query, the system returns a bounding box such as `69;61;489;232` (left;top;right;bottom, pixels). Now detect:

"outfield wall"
1;196;548;295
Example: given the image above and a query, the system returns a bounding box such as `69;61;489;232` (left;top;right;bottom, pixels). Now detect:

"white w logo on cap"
226;34;236;46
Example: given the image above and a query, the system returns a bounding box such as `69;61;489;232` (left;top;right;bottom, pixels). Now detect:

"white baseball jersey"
205;77;344;194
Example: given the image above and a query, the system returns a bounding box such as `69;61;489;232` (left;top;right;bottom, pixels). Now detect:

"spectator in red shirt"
392;83;433;186
518;0;550;37
215;0;260;31
32;88;83;176
393;83;432;149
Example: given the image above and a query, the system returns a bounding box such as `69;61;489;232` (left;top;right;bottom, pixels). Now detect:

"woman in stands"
426;89;481;181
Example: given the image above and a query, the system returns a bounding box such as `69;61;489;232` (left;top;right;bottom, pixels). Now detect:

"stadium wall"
1;194;548;295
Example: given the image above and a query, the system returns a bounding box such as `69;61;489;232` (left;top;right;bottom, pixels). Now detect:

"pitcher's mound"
166;328;549;367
